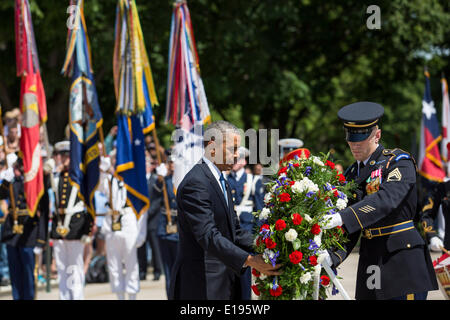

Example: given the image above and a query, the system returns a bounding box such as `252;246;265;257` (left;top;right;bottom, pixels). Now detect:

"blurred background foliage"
0;0;449;168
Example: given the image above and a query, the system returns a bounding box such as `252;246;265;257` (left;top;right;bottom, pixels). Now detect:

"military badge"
112;221;122;232
366;168;382;195
387;168;402;182
12;222;24;234
56;224;69;237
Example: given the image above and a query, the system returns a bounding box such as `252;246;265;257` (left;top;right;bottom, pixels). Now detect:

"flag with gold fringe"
15;0;47;216
61;0;103;218
113;0;159;218
418;70;446;182
165;1;211;190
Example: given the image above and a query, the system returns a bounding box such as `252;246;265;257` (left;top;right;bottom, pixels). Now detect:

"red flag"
15;0;47;216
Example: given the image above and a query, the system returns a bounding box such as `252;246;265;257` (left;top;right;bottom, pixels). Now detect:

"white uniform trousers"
104;209;140;296
53;239;85;300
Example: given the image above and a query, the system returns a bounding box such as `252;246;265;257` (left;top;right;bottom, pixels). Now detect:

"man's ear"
205;140;215;157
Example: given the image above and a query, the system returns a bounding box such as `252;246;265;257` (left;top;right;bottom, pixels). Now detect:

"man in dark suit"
322;102;438;300
169;120;281;300
137;156;163;281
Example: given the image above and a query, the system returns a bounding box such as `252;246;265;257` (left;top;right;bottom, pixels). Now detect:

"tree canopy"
0;0;449;167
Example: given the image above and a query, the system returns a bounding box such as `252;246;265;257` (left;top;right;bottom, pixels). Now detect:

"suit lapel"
199;162;232;210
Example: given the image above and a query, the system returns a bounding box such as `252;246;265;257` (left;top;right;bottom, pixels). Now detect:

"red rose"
289;250;303;264
309;255;318;266
278;166;288;175
252;268;260;278
265;237;277;249
293;163;300;168
270;285;283;297
259;224;270;232
333;189;339;197
279;192;291;202
288;180;295;186
275;219;287;231
251;285;260;296
338;174;346;183
292;213;303;225
320;275;330;286
325;160;335;170
311;223;321;235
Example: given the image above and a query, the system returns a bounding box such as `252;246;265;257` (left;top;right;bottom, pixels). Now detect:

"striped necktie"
219;173;228;205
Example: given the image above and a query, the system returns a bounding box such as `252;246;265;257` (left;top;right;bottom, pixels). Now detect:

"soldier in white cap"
97;155;147;300
48;141;93;300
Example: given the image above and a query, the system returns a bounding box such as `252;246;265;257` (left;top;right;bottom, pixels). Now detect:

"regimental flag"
113;0;158;218
441;76;450;176
165;1;211;190
15;0;47;217
418;70;446;182
61;0;103;218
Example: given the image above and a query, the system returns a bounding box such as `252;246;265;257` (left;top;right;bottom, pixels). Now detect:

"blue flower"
332;285;339;295
306;191;315;198
269;251;280;267
308;239;319;253
272;276;278;290
304;166;312;176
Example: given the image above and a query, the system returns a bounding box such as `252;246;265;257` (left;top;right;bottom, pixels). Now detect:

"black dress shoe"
139;273;147;281
153;273;161;281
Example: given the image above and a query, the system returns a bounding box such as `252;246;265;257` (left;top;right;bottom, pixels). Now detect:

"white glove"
135;212;148;248
156;163;168;177
99;156;111;172
43;158;55;174
429;236;444;252
33;247;43;255
0;167;14;182
6;153;18;168
321;213;343;230
317;249;333;266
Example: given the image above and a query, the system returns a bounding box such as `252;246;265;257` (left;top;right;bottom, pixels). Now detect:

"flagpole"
151;127;176;232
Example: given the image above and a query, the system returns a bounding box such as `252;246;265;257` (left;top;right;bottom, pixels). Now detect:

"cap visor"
346;132;371;142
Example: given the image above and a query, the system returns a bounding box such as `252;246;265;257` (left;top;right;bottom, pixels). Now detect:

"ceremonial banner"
113;0;159;218
441;76;450;176
165;1;211;190
418;71;446;182
61;0;103;218
15;0;47;216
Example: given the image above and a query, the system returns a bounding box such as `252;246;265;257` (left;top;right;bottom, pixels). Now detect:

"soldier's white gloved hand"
43;158;55;174
317;249;333;266
135;212;148;248
6;153;18;168
0;167;14;182
429;236;444;252
99;156;111;172
156;163;168;177
321;213;343;230
33;247;43;255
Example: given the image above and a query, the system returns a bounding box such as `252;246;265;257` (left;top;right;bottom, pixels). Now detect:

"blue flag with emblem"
113;0;160;218
61;0;103;218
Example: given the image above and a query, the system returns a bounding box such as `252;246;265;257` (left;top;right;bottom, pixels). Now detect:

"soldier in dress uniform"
49;141;93;300
226;147;264;300
0;154;49;300
420;180;450;252
321;101;438;300
97;156;147;300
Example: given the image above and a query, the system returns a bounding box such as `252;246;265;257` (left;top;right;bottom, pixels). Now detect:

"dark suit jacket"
147;173;162;232
169;160;253;300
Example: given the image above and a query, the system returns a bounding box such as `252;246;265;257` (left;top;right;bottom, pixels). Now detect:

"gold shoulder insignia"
422;197;434;212
387;168;402;182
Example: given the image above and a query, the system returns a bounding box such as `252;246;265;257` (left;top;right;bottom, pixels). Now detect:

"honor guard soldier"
49;141;93;300
226;147;264;300
321;101;438;300
420;180;450;252
97;155;147;300
0;154;49;300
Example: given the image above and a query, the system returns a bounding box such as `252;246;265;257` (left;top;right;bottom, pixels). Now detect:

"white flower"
313;235;322;246
291;177;319;194
259;274;267;280
264;192;272;204
260;207;271;220
304;214;312;222
263;249;276;262
336;198;348;210
279;173;287;178
311;156;324;166
300;272;312;284
285;228;298;242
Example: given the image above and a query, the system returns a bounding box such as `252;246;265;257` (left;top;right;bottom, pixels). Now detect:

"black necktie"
358;162;365;176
